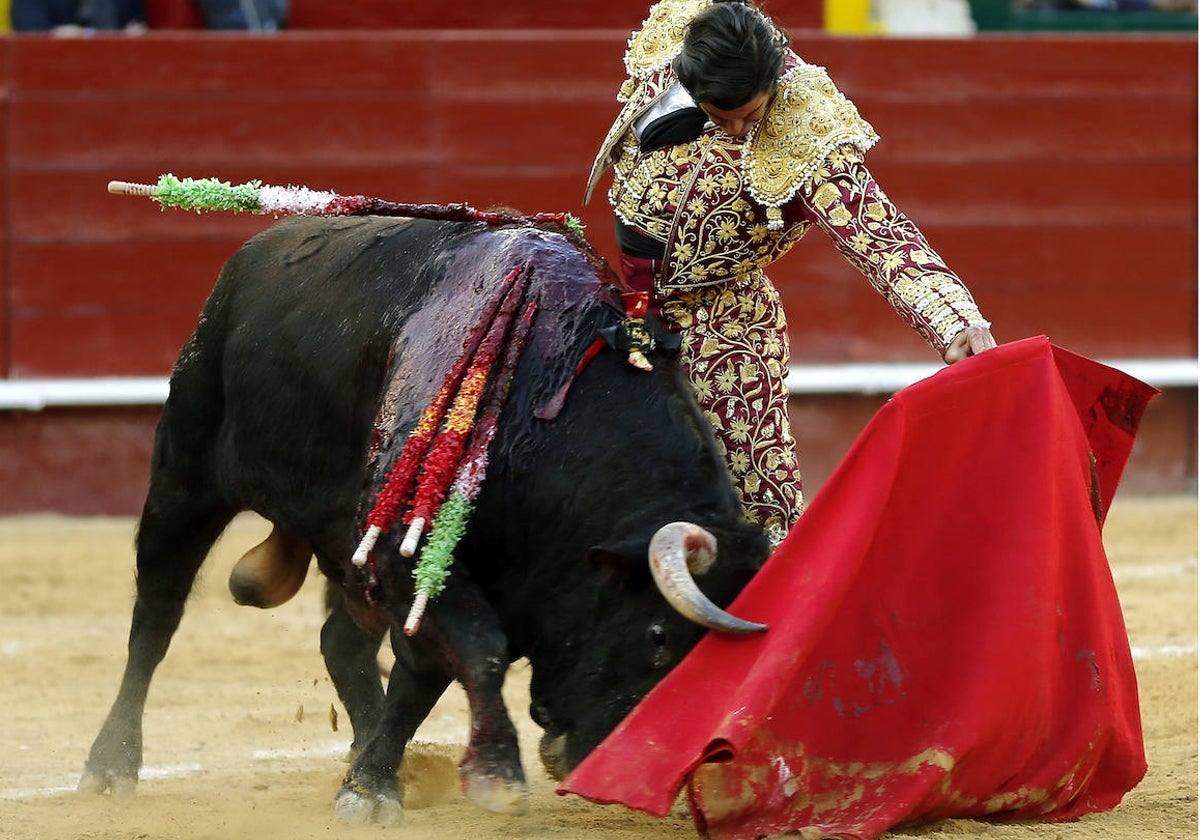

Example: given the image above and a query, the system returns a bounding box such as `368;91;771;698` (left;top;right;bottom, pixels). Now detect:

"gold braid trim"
622;0;711;88
744;63;880;230
802;147;988;353
585;67;675;205
585;0;709;203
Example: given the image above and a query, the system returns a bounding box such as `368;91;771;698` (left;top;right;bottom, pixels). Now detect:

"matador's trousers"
623;255;804;547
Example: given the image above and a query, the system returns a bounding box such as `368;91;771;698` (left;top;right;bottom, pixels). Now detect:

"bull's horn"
649;522;767;634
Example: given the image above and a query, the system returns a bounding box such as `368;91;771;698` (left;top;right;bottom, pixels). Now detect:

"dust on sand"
0;496;1194;839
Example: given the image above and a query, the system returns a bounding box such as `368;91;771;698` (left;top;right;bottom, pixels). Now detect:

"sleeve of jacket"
796;145;990;356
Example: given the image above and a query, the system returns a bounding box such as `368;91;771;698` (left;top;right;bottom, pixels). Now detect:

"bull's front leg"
434;582;528;815
335;568;526;823
333;635;451;825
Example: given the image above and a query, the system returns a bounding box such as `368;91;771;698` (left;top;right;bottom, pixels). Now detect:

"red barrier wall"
2;32;1194;377
0;30;1195;513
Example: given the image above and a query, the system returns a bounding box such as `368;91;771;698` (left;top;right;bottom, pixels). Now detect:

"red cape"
560;337;1154;840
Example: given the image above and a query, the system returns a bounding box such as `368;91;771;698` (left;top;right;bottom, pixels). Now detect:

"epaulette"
618;0;710;100
744;61;880;229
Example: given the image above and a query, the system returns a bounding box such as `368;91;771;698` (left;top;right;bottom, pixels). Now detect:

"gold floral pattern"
799;147;988;354
661;133;811;291
585;66;675;205
610;125;811;294
587;2;878;221
660;275;802;545
591;1;989;544
623;0;710;79
743;60;879;223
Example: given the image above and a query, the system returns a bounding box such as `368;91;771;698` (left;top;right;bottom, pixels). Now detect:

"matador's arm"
796;145;993;360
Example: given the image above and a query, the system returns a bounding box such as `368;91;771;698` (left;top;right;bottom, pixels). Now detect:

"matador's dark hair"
673;0;789;111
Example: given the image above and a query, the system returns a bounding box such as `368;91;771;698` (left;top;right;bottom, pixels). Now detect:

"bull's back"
165;214;593;525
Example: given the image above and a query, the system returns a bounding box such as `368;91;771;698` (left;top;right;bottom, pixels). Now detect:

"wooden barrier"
0;30;1194;512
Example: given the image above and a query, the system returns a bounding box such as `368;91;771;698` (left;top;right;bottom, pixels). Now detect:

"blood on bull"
78;208;770;824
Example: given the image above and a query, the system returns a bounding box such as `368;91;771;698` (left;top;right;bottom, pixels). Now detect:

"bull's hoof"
462;773;529;815
538;732;570;782
77;769;137;800
334;786;404;826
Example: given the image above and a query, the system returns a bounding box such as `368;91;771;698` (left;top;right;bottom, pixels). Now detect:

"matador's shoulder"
619;0;710;98
595;0;882;227
745;60;881;227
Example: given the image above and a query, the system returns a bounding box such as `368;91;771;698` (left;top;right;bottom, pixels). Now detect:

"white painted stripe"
244;733;461;763
0;762;204;801
1130;642;1198;661
0;357;1194;409
139;762;206;780
2;734;469;801
249;742;353;761
1;781;78;800
1112;559;1197;582
784;357;1198;395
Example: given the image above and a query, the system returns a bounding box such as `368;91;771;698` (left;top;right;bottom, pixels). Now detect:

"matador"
586;0;992;547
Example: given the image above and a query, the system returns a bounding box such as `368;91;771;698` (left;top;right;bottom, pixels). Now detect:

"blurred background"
0;0;1194;514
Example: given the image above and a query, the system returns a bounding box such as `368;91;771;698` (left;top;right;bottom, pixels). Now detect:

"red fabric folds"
559;337;1154;840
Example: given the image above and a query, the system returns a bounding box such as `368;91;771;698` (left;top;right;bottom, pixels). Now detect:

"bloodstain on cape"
559;337;1153;840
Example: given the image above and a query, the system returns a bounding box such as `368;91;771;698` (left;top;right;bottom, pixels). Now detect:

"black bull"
79;214;770;822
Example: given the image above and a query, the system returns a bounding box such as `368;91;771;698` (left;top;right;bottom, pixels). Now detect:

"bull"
78;213;770;823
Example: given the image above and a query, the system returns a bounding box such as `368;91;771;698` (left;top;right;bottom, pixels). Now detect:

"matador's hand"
943;324;997;364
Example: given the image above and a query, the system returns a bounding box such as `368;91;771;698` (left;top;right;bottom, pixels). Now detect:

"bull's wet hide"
79;213;768;828
561;337;1155;840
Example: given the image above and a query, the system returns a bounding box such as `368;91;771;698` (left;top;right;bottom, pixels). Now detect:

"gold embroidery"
585;68;675;205
588;0;880;222
743;64;880;224
624;0;711;79
586;0;709;203
801;148;987;351
660;274;804;535
812;182;840;210
623;131;811;291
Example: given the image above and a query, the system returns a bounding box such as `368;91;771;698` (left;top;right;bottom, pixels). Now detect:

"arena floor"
0;496;1194;840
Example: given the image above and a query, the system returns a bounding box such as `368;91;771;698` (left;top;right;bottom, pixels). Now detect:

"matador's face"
697;89;772;139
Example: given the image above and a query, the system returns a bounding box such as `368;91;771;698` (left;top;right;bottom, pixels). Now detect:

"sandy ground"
0;496;1194;840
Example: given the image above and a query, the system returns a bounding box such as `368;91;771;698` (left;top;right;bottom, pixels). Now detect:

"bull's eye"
647;623;672;669
647;623;667;647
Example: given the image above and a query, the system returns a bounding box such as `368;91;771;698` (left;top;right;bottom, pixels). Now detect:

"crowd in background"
2;0;1190;33
5;0;287;32
0;0;1193;34
1017;0;1195;9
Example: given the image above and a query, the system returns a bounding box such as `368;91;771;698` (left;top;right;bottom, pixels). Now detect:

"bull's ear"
730;522;773;572
646;315;681;355
587;537;653;589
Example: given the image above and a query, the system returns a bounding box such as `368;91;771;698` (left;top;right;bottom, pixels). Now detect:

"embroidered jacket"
585;0;989;354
